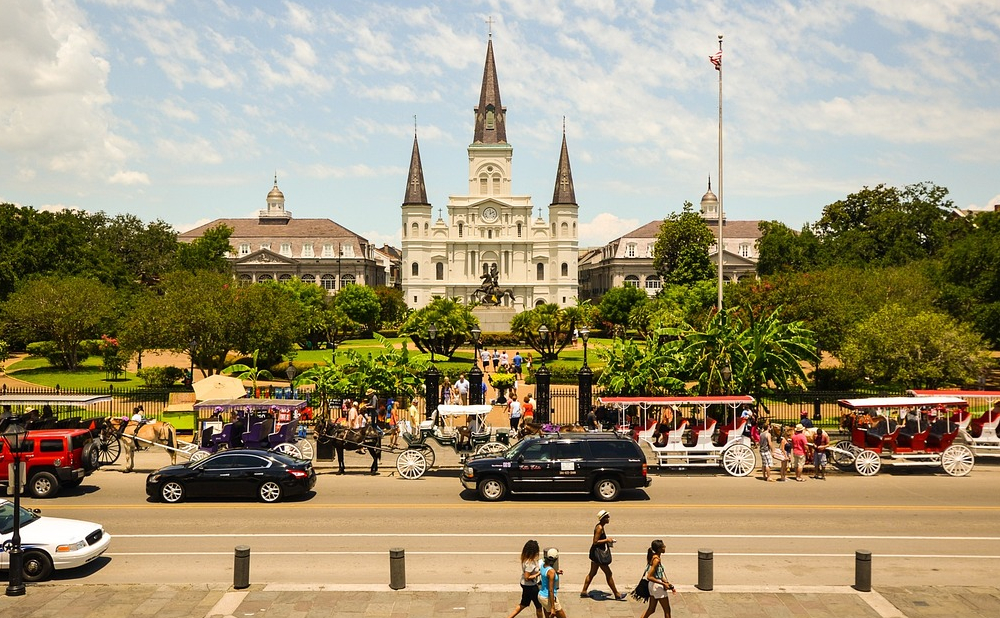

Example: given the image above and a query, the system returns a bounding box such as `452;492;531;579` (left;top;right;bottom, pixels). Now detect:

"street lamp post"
188;337;198;389
577;327;592;425
427;323;438;363
468;327;483;406
328;340;337;365
537;325;549;365
2;420;28;596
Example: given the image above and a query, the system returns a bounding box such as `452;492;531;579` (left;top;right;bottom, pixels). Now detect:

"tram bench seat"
268;420;298;448
897;428;929;451
241;418;274;449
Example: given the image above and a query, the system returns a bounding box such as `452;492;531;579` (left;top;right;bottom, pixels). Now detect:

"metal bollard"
854;550;872;592
234;545;250;590
389;548;406;590
696;549;713;591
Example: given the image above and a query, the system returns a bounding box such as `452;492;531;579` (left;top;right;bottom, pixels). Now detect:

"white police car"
1;499;111;581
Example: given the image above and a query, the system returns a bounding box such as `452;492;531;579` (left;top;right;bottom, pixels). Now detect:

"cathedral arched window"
321;275;336;291
423;222;429;236
435;262;444;280
536;263;545;281
480;175;488;194
411;222;418;237
516;223;522;238
492;174;501;194
561;262;568;277
302;274;316;285
411;262;419;277
560;222;568;237
341;274;356;286
624;275;640;288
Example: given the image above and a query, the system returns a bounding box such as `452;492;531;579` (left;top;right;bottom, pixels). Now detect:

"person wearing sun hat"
580;510;626;601
791;423;809;481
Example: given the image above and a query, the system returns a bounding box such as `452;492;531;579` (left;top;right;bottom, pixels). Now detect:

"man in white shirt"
455;374;470;405
480;348;491;373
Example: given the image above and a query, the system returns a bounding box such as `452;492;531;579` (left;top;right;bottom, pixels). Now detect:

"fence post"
234;545;250;589
577;365;593;425
534;366;551;424
389;548;406;589
696;549;713;591
424;366;441;420
854;550;871;592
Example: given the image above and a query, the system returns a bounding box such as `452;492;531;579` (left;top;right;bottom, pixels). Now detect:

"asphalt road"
16;449;1000;590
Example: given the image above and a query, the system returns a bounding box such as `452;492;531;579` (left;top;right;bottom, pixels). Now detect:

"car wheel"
160;481;185;503
82;441;99;470
28;471;60;499
22;549;54;582
593;477;621;502
477;477;507;501
259;481;283;503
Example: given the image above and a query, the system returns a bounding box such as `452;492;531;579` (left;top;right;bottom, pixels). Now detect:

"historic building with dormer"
179;177;387;291
400;37;580;310
578;179;762;299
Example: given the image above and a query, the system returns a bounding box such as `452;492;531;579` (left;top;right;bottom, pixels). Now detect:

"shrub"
26;340;90;370
136;366;185;388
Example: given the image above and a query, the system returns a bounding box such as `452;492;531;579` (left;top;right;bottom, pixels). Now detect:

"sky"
2;0;999;249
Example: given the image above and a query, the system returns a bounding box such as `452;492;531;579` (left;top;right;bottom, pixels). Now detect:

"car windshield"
0;501;40;534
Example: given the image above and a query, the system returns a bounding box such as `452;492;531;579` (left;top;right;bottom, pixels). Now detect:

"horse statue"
107;417;178;472
315;416;382;475
471;264;515;306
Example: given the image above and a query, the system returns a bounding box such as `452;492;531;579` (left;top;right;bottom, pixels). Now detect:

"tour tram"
833;396;974;476
908;390;1000;459
598;395;757;477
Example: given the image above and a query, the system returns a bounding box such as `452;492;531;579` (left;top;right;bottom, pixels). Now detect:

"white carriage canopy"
598;395;756;430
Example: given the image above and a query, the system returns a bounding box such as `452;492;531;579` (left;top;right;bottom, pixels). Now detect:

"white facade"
401;38;579;310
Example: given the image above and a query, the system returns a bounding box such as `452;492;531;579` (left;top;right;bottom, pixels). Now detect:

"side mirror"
517;455;525;464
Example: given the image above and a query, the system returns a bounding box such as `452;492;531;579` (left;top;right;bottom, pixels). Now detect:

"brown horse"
108;417;178;472
516;422;588;440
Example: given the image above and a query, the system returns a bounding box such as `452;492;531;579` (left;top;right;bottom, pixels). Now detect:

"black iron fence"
0;383;174;420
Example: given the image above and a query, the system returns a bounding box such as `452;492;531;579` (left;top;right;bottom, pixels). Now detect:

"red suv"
0;428;100;498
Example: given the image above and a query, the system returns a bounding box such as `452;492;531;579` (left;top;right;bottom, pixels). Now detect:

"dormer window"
302;244;314;258
625;243;637;258
239;243;251;256
280;243;291;256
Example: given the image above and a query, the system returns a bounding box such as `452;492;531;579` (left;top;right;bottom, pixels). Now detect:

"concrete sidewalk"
2;583;998;618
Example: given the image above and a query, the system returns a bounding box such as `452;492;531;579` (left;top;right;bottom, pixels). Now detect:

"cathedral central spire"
473;39;507;144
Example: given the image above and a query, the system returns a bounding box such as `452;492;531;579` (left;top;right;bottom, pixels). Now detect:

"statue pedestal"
472;306;517;333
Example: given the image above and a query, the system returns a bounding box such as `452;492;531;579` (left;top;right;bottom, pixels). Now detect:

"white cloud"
579;212;640;247
160;99;198;121
108;170;150;185
90;0;173;14
302;163;401;179
156;137;223;165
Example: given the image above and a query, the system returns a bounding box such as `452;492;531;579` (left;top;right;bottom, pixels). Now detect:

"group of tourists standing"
506;510;674;618
757;413;830;482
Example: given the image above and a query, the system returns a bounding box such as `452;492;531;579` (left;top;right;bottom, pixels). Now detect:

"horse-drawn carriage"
909;390;1000;459
833;396;975;476
188;399;313;462
599;395;758;477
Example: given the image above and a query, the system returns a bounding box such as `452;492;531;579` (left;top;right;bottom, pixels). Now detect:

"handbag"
593;543;612;565
630;575;650;601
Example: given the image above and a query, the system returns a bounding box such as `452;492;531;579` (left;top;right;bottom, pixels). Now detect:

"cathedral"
400;37;580;310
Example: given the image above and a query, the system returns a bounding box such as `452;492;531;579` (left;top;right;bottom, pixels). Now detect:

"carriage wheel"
396;449;427;479
274;442;302;458
411;443;435;469
97;436;122;465
721;443;755;477
830;440;860;470
941;445;974;477
854;450;882;476
189;450;210;462
295;438;315;460
475;441;507;456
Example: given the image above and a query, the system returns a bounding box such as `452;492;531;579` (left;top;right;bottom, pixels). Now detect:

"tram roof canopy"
599;395;755;407
838;396;967;409
194;398;307;411
907;390;1000;400
0;394;112;406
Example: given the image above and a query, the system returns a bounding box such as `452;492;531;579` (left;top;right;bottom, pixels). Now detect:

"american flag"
709;50;722;70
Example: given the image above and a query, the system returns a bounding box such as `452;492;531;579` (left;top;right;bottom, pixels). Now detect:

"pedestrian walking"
505;540;543;618
538;548;565;618
508;396;523;431
513;351;523;376
455;373;470;406
492;349;501;372
792;423;809;481
580;510;626;600
758;422;773;481
639;539;674;618
521;396;534;428
811;427;830;479
773;424;788;481
481;347;492;373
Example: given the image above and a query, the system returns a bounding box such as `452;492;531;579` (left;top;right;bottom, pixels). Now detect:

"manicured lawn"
6;355;146;389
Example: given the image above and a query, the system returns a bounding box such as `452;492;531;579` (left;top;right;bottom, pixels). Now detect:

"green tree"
597;286;648;337
153;270;236;376
1;276;115;370
175;224;234;273
509;303;577;360
333;284;381;335
839;304;992;388
373;286;408;329
93;213;178;288
595;336;686;396
935;209;1000;346
229;283;304;365
275;277;331;349
754;221;822;275
652;201;716;285
399;297;478;359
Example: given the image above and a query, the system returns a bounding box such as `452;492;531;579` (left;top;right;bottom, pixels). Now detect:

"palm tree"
222;349;274;395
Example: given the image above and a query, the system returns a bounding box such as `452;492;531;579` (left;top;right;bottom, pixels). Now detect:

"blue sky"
2;0;999;248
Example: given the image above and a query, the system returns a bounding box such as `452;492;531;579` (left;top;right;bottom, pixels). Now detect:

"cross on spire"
486;15;494;38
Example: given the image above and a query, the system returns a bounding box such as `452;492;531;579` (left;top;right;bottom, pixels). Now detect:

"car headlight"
148;474;161;483
463;466;474;477
57;540;88;552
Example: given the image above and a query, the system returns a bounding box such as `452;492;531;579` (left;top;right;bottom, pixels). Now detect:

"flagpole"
716;34;724;314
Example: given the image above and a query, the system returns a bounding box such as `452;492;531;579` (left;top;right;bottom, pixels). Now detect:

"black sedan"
146;449;316;503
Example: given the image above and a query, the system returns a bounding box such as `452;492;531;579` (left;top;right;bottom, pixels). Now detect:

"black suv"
461;433;650;502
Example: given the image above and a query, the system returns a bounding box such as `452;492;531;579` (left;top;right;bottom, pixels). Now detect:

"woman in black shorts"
506;539;543;618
